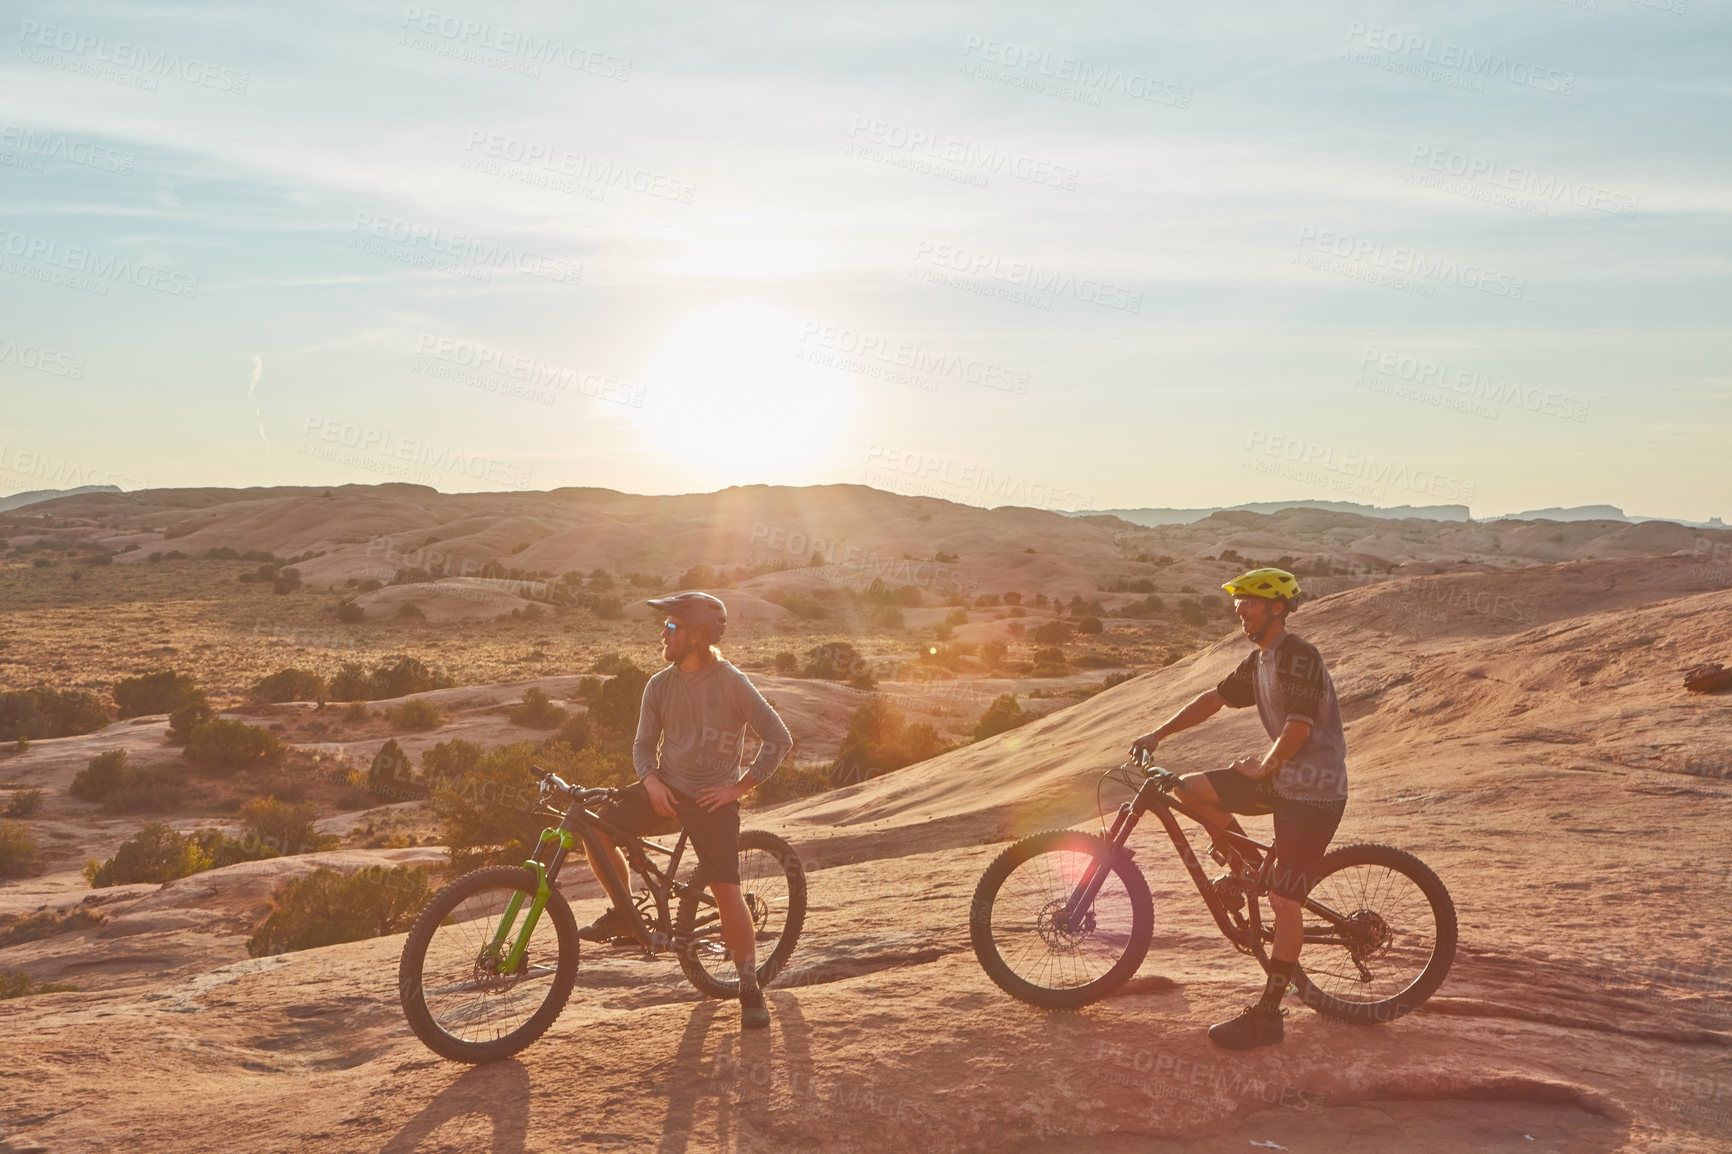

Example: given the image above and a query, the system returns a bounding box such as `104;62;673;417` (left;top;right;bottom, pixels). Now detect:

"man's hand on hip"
1229;755;1266;780
696;777;752;812
642;772;678;818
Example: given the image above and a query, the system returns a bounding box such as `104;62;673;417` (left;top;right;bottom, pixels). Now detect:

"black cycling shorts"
1203;768;1345;902
597;781;741;886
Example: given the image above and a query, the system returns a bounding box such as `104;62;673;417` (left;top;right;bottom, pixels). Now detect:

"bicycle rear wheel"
970;830;1154;1009
676;830;807;998
1255;843;1456;1025
398;866;579;1063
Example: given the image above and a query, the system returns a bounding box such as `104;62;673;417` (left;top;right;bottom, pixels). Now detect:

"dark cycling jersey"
1215;632;1348;803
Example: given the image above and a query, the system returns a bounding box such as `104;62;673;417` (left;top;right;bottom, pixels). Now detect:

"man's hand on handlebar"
1129;730;1163;761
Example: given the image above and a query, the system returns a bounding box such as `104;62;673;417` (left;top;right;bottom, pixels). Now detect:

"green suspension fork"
491;828;572;972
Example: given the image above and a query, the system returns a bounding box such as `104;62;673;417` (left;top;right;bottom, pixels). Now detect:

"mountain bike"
969;754;1455;1023
398;766;806;1063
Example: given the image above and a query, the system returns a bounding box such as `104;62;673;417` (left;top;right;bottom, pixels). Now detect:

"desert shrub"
576;676;602;698
0;906;104;949
433;741;633;872
357;578;384;593
335;600;366;624
113;670;201;719
803;641;868;682
12;738;25;753
590;653;636;676
1002;591;1022;605
185;719;284;768
240;796;338;856
678;564;720;588
1178;600;1208;626
0;821;42;878
509;687;565;728
974;593;1001;608
246;864;435;957
2;788;42;818
83;822;206;887
973;694;1033;741
545;710;591;753
70;749;131;802
83;823;278;888
330;656;455;702
1073;653;1118;669
0;971;78;999
1077;616;1104;634
768;591;827;620
167;692;214;744
590;663;649;734
901;722;947;763
1031;620;1073;645
0;687;111;741
748;760;838;806
397;601;426;620
367;739;423;802
980;640;1008;670
388;698;444;732
870;605;905;630
592;595;623;620
343;701;370;723
271;568;302;594
829;697;950;782
1030;646;1068;676
944;608;969;627
773;652;799;675
250;669;328;704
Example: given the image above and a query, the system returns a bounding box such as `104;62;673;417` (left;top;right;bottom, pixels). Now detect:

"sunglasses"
662;620;682;635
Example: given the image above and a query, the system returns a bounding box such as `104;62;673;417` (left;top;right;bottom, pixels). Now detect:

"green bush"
0;906;104;949
803;641;868;682
592;595;623;620
828;697;951;784
272;568;302;594
432;741;632;872
240;796;338;856
1030;646;1068;675
545;711;591;753
590;663;649;734
166;693;215;744
388;697;444;732
329;656;455;701
185;719;284;768
590;652;638;676
773;652;799;675
0;971;78;999
336;600;366;624
973;694;1033;742
508;687;565;729
1077;616;1103;634
84;823;207;887
1031;620;1073;645
1;788;41;817
113;670;202;719
84;823;279;888
246;864;435;957
397;601;425;620
250;669;328;704
70;749;131;802
0;821;42;878
0;687;111;741
367;738;424;802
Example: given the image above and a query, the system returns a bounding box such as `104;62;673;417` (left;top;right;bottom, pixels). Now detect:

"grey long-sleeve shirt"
631;658;793;795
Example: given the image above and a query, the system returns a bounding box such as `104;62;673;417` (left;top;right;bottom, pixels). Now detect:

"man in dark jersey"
574;591;793;1030
1130;567;1348;1049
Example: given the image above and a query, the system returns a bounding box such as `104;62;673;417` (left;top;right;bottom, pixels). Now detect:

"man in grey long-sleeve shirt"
577;591;792;1029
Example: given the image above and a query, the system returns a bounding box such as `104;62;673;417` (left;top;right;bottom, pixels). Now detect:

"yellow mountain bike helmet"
1221;567;1301;601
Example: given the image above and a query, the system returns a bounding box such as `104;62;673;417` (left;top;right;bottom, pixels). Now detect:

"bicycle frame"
1067;767;1366;955
488;785;708;972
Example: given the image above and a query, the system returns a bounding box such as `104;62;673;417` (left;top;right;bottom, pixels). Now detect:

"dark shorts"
597;781;741;886
1203;768;1346;902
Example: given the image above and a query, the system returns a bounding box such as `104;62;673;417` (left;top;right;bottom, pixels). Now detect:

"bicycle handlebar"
530;765;618;810
1128;750;1182;791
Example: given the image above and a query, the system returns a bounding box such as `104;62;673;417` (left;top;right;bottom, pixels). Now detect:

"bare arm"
1131;689;1226;754
1254;719;1312;779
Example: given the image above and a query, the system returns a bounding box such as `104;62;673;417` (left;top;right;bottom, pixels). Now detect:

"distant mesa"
1077;499;1722;530
0;484;122;514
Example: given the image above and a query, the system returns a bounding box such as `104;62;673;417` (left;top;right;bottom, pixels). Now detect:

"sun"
638;303;858;476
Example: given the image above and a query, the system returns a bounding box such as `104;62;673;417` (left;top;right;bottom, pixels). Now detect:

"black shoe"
738;982;770;1030
576;907;631;943
1208;1003;1284;1050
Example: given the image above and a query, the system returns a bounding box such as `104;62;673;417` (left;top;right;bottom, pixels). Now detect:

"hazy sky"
1;1;1725;520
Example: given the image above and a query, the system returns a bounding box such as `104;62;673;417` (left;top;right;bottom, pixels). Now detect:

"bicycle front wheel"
970;830;1154;1009
398;866;579;1063
1261;843;1456;1025
676;830;807;998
